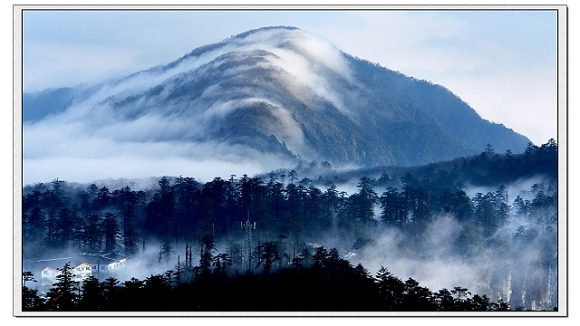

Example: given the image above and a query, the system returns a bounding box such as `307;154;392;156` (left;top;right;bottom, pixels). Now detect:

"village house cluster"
38;253;127;287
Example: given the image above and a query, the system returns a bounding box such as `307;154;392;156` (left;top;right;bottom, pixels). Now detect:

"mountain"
23;26;531;170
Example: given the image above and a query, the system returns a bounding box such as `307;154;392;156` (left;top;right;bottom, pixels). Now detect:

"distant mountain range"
23;26;531;169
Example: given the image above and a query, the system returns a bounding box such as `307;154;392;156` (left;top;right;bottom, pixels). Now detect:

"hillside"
23;26;531;175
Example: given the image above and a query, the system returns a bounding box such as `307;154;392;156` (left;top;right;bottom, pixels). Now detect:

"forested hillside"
23;244;514;312
21;139;558;311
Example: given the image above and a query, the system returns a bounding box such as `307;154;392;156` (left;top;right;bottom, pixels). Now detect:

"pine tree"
45;262;79;311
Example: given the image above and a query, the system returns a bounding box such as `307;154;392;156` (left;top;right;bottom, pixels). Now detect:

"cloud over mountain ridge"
23;26;531;184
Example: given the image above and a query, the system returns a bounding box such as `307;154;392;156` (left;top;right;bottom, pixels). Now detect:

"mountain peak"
23;26;531;183
225;25;302;41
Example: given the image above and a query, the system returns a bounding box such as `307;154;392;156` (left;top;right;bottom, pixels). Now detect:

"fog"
24;147;293;186
22;168;558;312
22;27;361;186
20;26;558;311
335;176;559;311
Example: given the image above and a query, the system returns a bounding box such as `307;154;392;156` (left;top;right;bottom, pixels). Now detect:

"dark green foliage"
21;140;557;312
400;278;435;311
375;266;405;310
256;241;281;275
22;140;556;258
198;234;216;277
78;276;103;310
22;286;45;311
336;177;379;239
115;186;143;256
103;212;120;252
45;262;79;311
22;272;45;311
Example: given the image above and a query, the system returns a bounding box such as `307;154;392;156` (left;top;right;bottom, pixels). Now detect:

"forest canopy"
21;140;558;312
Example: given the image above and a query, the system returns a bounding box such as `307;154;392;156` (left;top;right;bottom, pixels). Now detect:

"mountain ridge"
23;25;531;173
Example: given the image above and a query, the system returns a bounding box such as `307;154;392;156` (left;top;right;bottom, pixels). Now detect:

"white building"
37;253;128;286
73;262;94;282
40;266;61;287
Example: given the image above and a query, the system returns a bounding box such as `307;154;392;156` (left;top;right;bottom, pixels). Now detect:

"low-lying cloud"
22;27;361;186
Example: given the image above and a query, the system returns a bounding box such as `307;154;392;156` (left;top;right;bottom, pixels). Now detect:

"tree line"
21;140;559;311
22;140;557;261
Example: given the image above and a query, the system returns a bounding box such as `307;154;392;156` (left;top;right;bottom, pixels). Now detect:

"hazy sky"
5;3;573;320
21;6;560;147
16;4;565;185
7;2;574;318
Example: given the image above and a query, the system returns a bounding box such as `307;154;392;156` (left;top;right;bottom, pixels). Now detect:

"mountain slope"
23;26;531;174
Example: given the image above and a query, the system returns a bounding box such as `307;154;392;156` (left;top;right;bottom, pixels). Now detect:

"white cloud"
22;135;295;186
20;9;560;185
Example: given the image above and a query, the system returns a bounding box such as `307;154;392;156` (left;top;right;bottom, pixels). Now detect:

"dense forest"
21;140;558;312
22;243;514;312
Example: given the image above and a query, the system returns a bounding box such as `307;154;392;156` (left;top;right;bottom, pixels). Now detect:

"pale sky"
13;2;568;185
3;3;575;317
20;5;561;148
